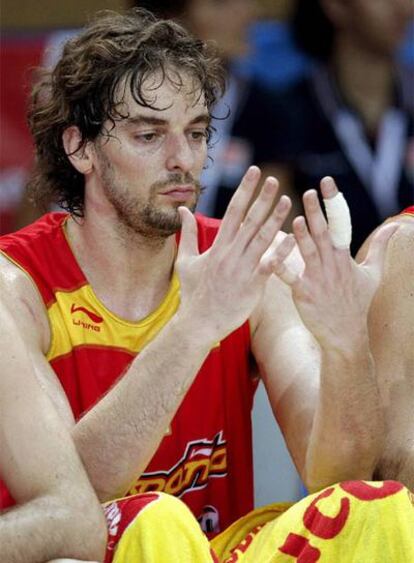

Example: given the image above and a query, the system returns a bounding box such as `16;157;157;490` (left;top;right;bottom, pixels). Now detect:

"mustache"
152;173;201;191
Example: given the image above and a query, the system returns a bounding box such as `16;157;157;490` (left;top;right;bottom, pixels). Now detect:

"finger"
293;215;322;275
238;178;288;255
239;176;280;244
177;206;199;259
214;166;261;246
362;222;400;278
321;177;352;250
259;234;298;285
245;194;291;258
320;175;339;199
275;264;300;286
303;189;335;264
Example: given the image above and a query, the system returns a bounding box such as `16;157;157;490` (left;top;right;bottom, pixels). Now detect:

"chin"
147;209;183;236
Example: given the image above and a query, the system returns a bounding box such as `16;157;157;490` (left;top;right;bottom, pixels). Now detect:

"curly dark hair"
27;8;226;216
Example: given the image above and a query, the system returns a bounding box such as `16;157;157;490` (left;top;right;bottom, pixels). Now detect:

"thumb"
362;222;400;278
177;206;199;260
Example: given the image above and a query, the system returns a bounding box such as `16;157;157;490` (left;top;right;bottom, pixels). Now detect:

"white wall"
252;381;304;507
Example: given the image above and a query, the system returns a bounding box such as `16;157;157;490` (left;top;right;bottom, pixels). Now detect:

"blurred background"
1;0;413;506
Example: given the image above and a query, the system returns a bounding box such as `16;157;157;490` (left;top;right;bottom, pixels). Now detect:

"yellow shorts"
104;481;414;562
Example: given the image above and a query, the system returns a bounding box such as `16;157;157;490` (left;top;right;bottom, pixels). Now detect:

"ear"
62;126;93;175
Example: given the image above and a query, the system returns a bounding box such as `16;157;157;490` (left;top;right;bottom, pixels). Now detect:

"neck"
333;36;394;133
66;204;177;321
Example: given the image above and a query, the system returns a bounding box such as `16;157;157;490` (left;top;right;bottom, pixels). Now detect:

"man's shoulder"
0;212;68;281
0;253;33;294
0;211;81;308
382;208;414;236
399;206;414;219
357;208;414;263
0;252;50;353
386;212;414;265
0;212;68;251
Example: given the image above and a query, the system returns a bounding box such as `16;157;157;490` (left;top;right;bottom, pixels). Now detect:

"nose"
165;134;194;174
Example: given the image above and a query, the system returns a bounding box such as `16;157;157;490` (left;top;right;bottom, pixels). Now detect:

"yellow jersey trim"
47;271;180;361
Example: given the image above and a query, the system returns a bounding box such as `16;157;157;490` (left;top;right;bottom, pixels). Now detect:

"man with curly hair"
0;8;413;562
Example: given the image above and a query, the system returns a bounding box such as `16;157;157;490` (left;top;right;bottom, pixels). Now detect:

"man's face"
90;71;209;238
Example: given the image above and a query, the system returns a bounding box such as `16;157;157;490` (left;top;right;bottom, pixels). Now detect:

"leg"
213;481;414;562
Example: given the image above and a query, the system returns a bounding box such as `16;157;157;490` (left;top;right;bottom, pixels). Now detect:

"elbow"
90;479;127;504
76;501;108;561
68;500;107;561
303;466;375;495
51;493;107;561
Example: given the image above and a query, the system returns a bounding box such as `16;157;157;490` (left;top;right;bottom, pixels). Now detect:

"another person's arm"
357;211;414;489
0;305;107;563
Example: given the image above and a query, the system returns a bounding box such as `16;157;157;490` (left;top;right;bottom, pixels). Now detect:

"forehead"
116;69;207;121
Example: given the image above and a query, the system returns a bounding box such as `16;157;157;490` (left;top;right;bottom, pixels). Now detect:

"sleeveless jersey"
401;205;414;216
0;212;257;535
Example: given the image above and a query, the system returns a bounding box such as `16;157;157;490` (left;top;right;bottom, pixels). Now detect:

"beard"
97;151;201;239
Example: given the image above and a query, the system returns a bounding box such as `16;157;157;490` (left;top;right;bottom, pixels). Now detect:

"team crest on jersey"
128;431;227;498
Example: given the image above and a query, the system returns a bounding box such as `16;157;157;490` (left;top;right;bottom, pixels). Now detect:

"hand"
270;177;399;349
176;166;292;342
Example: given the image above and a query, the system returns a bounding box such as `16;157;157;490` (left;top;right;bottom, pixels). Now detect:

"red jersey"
401;206;414;216
0;213;257;535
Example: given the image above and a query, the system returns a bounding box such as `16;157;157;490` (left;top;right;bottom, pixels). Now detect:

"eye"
189;129;208;142
136;132;159;143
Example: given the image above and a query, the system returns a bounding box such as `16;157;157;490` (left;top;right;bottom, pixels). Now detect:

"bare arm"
357;214;414;489
1;167;293;501
0;306;107;562
73;168;294;500
252;179;397;492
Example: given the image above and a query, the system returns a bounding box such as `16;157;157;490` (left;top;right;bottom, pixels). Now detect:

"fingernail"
246;166;259;180
296;217;306;230
277;197;287;210
321;176;333;184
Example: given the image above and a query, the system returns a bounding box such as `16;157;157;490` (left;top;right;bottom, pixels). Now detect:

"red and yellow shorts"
104;481;414;562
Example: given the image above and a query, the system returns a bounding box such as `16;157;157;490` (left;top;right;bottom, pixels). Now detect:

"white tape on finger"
323;192;352;249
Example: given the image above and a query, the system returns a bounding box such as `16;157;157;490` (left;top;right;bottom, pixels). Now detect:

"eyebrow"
123;113;211;128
